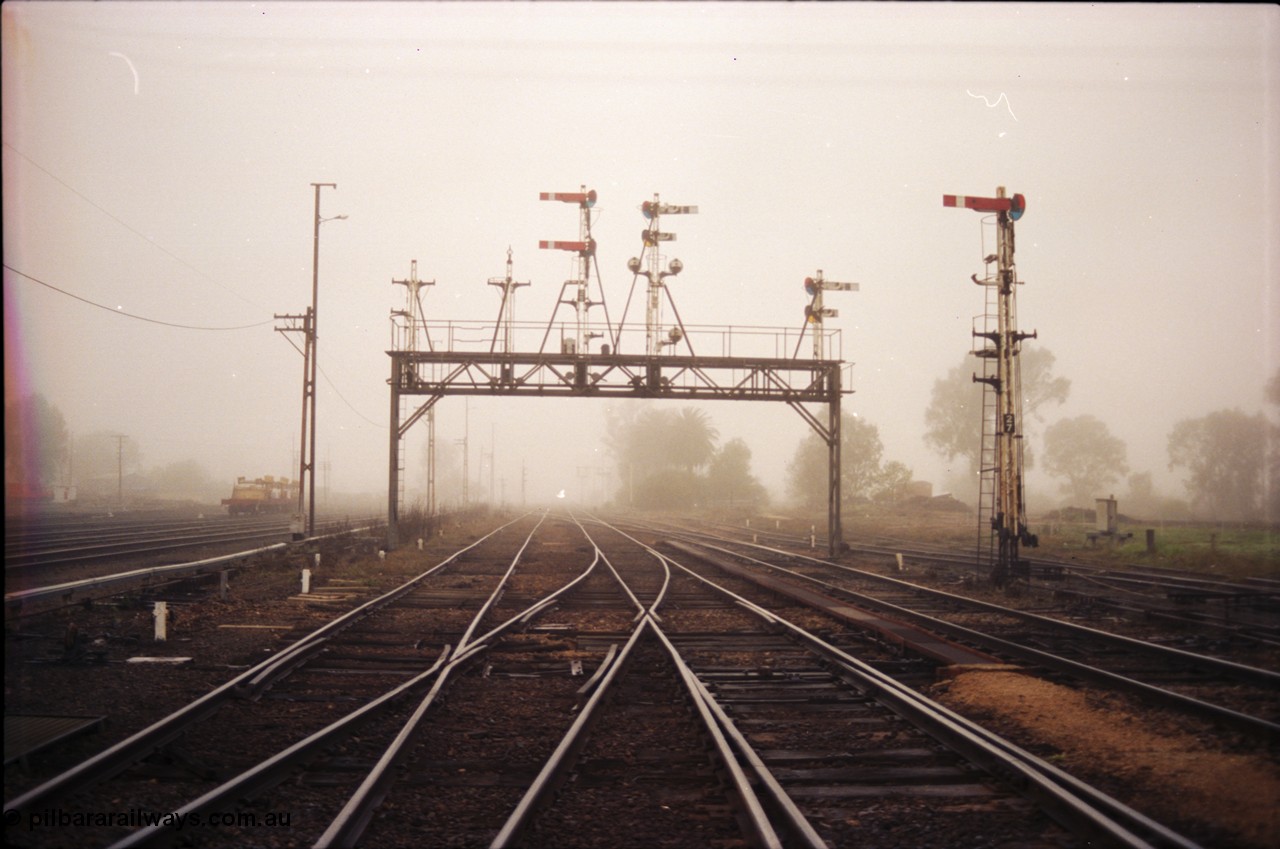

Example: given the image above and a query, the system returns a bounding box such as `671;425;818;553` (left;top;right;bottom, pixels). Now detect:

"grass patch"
1033;521;1279;580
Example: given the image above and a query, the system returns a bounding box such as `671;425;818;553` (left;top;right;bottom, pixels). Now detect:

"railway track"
4;514;364;578
12;511;1270;847
658;516;1280;655
622;524;1279;745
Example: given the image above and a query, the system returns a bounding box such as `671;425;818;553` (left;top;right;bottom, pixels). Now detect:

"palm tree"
667;407;719;473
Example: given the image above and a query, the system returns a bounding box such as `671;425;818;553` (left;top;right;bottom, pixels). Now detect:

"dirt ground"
930;668;1280;849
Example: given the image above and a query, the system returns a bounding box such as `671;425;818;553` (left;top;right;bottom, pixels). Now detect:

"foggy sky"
4;2;1276;509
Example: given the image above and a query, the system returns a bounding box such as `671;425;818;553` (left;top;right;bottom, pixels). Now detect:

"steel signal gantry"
944;186;1037;586
803;270;858;360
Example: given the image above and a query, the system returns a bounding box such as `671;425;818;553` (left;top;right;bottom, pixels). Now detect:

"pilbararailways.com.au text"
5;807;292;831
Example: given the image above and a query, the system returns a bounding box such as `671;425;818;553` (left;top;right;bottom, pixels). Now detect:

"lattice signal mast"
943;187;1038;585
391;260;435;353
803;270;858;360
391;260;436;513
628;194;697;357
487;247;528;353
540;187;599;353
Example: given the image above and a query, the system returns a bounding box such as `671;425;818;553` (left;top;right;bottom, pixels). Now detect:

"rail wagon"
221;476;298;516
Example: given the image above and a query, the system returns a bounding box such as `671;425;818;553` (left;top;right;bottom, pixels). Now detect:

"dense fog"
4;4;1276;521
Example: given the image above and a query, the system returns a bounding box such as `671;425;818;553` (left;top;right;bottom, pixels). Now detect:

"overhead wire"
6;142;386;427
5;264;274;331
2;141;263;309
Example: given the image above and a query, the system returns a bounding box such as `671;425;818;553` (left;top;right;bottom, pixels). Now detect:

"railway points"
6;510;1275;849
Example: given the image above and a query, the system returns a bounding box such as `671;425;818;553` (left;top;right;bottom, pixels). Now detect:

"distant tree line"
4;393;223;505
920;352;1278;522
784;413;914;510
603;404;767;510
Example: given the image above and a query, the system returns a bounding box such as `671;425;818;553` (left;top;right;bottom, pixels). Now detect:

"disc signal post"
943;186;1037;586
803;270;858;360
539;187;600;354
627;194;697;357
391;260;435;354
488;247;528;355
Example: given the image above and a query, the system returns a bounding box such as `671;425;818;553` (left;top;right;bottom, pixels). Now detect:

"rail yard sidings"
4;510;1277;849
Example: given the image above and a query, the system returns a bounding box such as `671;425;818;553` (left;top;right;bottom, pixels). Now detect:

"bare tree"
787;413;884;509
1168;409;1267;521
1042;415;1129;507
924;348;1070;478
707;438;767;508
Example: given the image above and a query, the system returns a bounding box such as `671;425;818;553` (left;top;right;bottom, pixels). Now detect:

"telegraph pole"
275;310;310;538
113;434;126;508
306;182;339;537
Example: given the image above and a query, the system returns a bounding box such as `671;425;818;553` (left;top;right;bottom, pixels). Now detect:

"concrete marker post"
153;601;168;642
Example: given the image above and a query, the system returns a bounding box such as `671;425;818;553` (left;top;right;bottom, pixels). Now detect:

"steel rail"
492;517;807;849
4;522;371;614
2;514;530;815
98;513;569;847
682;661;827;849
593;520;827;846
455;511;549;652
487;516;656;849
662;516;1276;599
489;620;651;849
599;520;1202;849
653;619;785;849
4;517;362;571
105;647;452;849
5;514;291;550
669;540;1280;741
315;511;598;848
658;544;1205;849
649;619;824;849
652;525;1280;690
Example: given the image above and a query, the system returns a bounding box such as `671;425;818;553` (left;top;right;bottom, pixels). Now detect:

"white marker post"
153;601;168;642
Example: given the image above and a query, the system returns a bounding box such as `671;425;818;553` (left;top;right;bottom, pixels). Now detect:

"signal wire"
4;264;273;331
2;141;263;309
